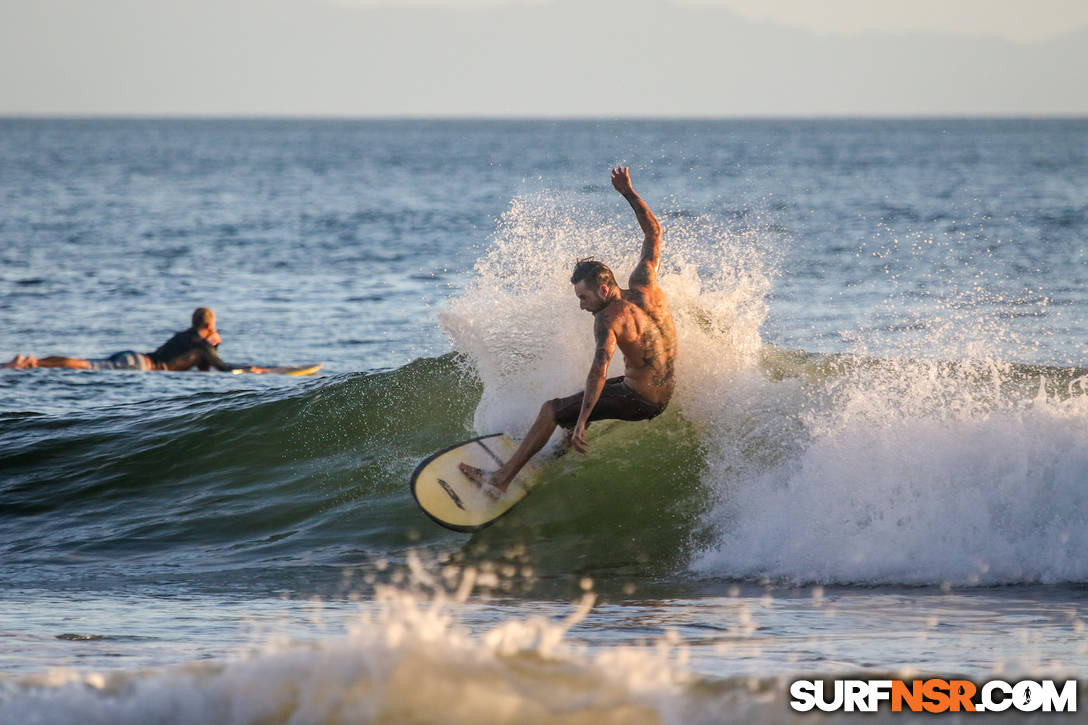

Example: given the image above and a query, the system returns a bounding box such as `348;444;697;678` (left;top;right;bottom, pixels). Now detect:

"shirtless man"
3;307;267;373
461;167;677;498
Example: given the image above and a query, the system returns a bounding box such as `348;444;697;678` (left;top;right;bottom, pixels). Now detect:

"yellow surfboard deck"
411;433;541;532
232;363;323;376
273;363;323;376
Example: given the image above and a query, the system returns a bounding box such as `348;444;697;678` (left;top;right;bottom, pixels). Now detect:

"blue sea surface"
2;119;1088;723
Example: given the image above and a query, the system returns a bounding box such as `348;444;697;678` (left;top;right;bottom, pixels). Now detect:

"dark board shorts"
550;376;667;429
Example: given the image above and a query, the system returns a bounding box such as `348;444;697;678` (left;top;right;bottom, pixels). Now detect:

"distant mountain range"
2;0;1085;116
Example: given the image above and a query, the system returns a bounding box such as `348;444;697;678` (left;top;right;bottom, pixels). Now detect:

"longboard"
232;363;323;376
410;433;542;532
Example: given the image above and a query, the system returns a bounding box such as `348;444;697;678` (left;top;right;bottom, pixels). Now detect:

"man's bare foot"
458;463;505;500
2;355;36;369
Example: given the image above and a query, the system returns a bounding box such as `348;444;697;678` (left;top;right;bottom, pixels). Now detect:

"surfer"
2;308;269;373
461;167;677;498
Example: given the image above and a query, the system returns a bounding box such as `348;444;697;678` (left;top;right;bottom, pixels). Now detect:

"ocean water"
2;118;1088;723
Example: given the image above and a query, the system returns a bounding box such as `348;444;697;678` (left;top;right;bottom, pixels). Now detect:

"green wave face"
463;409;712;581
0;352;710;587
0;356;475;573
6;346;1088;591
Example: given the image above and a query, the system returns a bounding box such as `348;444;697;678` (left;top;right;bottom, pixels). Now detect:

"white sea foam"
693;358;1088;585
690;226;1088;585
0;573;707;725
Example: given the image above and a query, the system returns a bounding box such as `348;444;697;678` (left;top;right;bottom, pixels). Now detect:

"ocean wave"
5;194;1088;588
0;357;477;571
0;569;704;725
694;354;1088;586
4;567;1080;725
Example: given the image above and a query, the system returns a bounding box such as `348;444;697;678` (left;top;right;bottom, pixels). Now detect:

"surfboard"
231;363;323;376
410;433;542;532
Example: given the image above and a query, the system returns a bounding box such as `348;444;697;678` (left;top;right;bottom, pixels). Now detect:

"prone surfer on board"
3;307;269;373
461;167;678;498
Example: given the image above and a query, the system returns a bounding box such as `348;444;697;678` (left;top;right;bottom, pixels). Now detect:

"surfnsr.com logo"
789;679;1077;713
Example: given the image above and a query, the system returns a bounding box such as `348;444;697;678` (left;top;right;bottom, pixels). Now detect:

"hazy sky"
339;0;1088;43
720;0;1088;42
2;0;1086;116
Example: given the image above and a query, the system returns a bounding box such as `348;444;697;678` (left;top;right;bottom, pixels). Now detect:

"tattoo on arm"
593;315;616;368
580;316;616;418
624;191;662;286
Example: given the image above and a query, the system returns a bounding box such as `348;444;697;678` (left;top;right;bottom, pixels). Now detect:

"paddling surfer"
461;167;677;498
3;307;268;373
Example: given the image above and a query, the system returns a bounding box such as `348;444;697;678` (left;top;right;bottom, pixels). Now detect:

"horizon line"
2;113;1087;122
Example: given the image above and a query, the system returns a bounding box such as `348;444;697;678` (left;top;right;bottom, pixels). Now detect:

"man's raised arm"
611;166;662;286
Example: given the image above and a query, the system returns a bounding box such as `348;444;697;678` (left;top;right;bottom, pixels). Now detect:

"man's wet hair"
570;258;618;290
191;307;214;329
